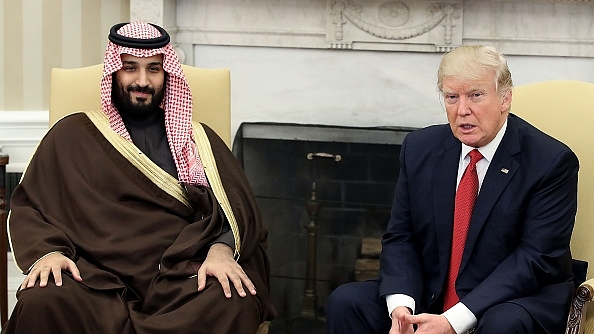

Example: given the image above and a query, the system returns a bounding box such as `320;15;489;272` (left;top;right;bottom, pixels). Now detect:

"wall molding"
0;111;48;173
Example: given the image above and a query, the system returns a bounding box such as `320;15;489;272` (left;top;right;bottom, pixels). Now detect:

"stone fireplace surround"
130;0;594;144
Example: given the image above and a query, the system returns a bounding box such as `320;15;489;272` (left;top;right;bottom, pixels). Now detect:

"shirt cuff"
443;302;477;334
211;228;235;252
386;294;416;318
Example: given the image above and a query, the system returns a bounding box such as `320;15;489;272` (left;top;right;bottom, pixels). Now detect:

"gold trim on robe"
193;122;242;260
84;110;242;259
84;110;192;210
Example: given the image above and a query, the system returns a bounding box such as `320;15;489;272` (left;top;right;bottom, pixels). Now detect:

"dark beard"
112;74;165;119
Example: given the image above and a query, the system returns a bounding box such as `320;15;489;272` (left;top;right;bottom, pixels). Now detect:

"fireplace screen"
232;122;416;326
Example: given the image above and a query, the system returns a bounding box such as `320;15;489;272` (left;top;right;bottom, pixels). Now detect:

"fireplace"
232;122;415;327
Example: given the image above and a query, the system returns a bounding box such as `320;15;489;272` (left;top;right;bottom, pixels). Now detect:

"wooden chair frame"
0;152;9;325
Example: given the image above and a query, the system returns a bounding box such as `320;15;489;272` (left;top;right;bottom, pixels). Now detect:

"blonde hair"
437;45;513;96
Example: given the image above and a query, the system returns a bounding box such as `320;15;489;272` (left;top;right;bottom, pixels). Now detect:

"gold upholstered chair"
512;80;594;334
48;63;232;146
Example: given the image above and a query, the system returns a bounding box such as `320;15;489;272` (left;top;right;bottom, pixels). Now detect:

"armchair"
512;80;594;334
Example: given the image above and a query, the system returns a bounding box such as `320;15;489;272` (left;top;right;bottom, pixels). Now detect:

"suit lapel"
433;134;461;278
460;116;521;273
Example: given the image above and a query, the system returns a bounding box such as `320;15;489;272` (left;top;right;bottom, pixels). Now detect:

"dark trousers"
326;280;539;334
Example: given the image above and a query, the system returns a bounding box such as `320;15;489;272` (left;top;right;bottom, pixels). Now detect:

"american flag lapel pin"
501;168;509;174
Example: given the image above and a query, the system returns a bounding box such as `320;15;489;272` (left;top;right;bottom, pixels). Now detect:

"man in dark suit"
326;45;578;334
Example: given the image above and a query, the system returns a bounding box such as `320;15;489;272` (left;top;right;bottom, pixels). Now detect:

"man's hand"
21;252;82;289
197;243;257;298
390;306;415;334
401;313;455;334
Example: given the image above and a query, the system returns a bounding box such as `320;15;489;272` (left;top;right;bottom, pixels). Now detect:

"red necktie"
443;149;483;311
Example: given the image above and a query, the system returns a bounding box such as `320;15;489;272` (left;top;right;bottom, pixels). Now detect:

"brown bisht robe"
6;111;276;333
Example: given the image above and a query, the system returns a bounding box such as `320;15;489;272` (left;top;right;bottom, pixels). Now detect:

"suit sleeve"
378;136;425;303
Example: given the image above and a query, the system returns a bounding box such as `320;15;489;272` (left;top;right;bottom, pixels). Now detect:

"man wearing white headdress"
5;21;276;333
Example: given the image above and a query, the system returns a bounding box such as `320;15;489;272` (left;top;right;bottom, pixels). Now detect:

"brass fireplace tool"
301;152;341;320
286;152;341;333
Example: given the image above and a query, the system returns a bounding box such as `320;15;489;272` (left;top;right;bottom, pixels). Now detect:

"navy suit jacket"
379;114;578;332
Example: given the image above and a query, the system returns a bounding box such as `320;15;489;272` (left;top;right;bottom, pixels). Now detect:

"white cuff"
442;302;477;334
386;294;416;318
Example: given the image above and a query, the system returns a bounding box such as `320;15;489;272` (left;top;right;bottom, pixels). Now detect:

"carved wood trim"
566;283;593;334
0;153;8;326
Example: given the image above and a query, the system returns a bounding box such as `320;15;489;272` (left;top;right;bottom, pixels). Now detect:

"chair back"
512;80;594;331
49;64;231;146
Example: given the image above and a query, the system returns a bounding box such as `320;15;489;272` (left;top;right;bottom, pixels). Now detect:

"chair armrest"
566;277;594;334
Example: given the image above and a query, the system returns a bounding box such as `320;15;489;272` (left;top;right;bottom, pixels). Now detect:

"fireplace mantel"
131;0;594;62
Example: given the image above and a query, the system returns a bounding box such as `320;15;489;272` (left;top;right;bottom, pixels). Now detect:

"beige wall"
0;0;130;111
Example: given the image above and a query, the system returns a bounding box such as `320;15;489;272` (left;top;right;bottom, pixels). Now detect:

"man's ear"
501;89;512;113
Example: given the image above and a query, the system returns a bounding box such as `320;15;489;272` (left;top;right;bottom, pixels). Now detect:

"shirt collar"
460;118;508;163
